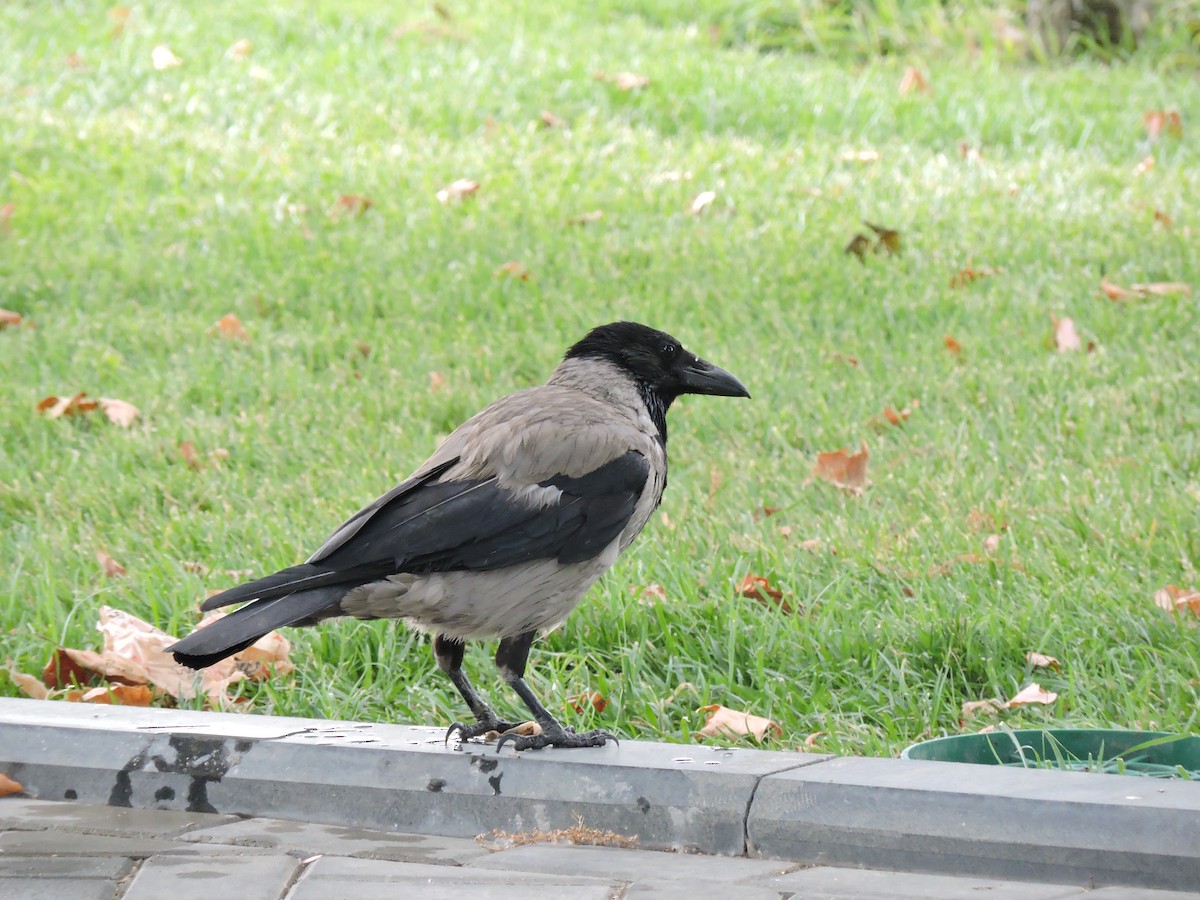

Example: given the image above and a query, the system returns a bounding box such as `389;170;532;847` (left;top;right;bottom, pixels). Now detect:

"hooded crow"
169;321;749;750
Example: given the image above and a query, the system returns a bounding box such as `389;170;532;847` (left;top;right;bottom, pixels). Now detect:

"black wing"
319;450;650;574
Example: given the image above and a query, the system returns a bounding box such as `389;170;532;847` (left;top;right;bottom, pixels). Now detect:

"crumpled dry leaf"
961;698;1003;720
494;261;530;281
845;233;872;262
640;583;667;605
1005;683;1058;708
97;550;127;578
1100;278;1191;301
37;392;98;419
539;109;565;128
1155;585;1200;617
151;45;182;70
690;190;716;216
812;440;869;494
0;773;23;797
944;335;963;355
1133;154;1155;176
329;194;374;220
1026;651;1061;670
6;658;50;699
735;573;792;613
898;66;931;95
697;704;781;742
66;684;153;706
1144;110;1182;141
566;691;608;715
436;179;479;203
1051;315;1081;352
949;264;997;288
428;371;447;393
228;38;253;59
99;397;139;428
210;313;251;341
865;222;901;255
982;533;1002;554
0;308;22;328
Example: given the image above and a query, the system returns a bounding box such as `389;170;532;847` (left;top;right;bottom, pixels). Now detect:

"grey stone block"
0;879;123;900
0;830;274;857
760;866;1088;899
623;881;783;900
747;756;1200;891
468;843;795;882
0;797;236;837
181;816;490;864
0;855;134;879
290;855;616;899
121;853;299;900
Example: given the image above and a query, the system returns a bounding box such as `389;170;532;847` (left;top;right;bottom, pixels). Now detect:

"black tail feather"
200;562;389;612
170;586;345;670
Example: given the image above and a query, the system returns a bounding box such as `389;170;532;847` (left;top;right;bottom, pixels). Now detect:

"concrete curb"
2;698;1198;890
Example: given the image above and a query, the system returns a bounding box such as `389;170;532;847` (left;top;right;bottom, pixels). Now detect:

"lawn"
1;0;1198;757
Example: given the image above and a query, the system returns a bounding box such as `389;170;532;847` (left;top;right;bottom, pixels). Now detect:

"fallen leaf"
0;309;22;328
1026;651;1061;670
436;178;479;203
66;53;87;70
1099;279;1191;301
151;45;182;70
0;202;12;234
865;221;900;255
228;38;253;59
944;335;962;355
494;261;530;281
735;573;792;613
179;440;200;469
0;773;23;797
1155;585;1200;617
845;233;871;262
428;371;447;392
568;210;604;226
812;440;869;494
758;506;781;519
640;583;667;604
831;352;859;366
6;658;49;699
539;110;565;128
949;264;997;288
97;551;127;578
567;691;608;715
798;538;824;552
209;313;250;342
1051;315;1081;352
181;560;209;576
1143;110;1182;140
690;190;716;216
877;399;919;428
108;6;131;38
961;698;1003;719
593;71;650;91
330;194;374;219
1154;209;1173;229
803;731;827;748
99;397;139;428
67;684;153;705
898;66;931;95
1133;155;1155;176
37;392;99;419
1005;683;1058;708
959;142;982;162
982;533;1002;554
697;704;781;741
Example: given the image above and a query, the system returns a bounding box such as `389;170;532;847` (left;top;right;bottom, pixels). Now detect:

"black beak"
678;355;751;399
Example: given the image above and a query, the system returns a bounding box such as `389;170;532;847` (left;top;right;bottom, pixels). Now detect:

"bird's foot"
495;720;617;752
445;718;529;745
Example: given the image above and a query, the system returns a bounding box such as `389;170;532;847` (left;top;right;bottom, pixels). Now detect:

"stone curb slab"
747;756;1200;892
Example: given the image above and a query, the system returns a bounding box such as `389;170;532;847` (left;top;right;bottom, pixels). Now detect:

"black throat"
638;383;669;448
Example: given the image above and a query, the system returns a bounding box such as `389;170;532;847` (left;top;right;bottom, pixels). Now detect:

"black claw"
496;726;617;753
445;718;527;746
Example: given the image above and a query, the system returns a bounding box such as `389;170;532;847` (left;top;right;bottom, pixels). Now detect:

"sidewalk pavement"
2;797;1193;899
2;698;1199;897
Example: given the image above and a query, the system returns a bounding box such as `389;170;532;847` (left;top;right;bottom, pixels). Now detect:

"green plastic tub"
902;729;1200;779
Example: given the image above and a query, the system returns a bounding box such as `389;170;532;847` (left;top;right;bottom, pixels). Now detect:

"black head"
564;321;750;413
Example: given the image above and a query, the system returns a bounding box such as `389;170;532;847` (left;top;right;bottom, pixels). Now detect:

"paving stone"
181;815;490;864
622;880;783;899
0;797;236;837
467;843;796;882
759;866;1088;898
748;755;1200;892
0;855;134;900
290;855;615;899
0;830;274;857
121;853;299;900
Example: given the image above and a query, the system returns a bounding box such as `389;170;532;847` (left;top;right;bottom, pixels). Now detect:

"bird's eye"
661;342;678;360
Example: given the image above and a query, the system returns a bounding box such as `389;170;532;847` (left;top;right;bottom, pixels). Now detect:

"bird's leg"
493;631;617;752
436;634;525;743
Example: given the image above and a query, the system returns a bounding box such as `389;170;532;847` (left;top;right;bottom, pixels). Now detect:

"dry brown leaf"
1100;279;1191;301
437;178;479;203
735;573;792;613
1051;315;1081;352
97;550;127;578
1155;585;1200;617
690;190;716;216
6;658;50;699
179;440;200;469
0;202;14;234
151;45;182;70
99;397;139;428
950;264;997;288
428;371;447;392
0;308;22;328
982;533;1002;554
640;583;667;605
697;704;781;742
1144;110;1182;140
798;538;824;552
539;109;565;128
209;313;250;342
1154;209;1173;229
594;71;650;91
898;66;931;95
1026;651;1061;671
959;142;982;162
865;222;900;255
566;691;608;715
944;335;962;355
812;440;869;494
568;210;604;226
0;773;23;797
878;399;919;428
37;392;99;419
961;698;1003;719
1133;154;1155;176
844;233;872;262
831;352;859;366
803;731;827;748
330;194;374;219
494;261;530;281
1005;683;1058;708
67;684;153;706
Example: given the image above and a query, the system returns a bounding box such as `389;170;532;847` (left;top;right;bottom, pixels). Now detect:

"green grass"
2;1;1198;757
